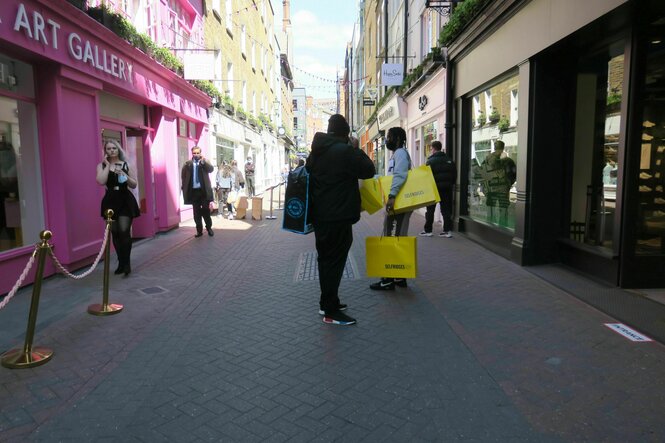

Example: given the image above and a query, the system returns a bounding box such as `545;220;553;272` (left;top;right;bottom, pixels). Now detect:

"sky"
275;0;358;103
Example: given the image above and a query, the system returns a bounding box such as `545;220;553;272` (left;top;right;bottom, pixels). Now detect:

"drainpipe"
403;0;408;78
444;47;453;155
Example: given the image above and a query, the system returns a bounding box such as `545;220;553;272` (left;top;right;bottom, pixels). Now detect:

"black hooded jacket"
426;151;457;190
306;132;376;225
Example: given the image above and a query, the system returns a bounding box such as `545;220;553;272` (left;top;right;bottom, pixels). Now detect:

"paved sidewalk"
1;208;665;441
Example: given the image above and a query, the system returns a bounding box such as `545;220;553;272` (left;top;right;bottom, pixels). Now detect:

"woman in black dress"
96;139;140;276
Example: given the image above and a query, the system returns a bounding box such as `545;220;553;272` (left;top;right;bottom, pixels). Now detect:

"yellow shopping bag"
360;178;384;214
365;236;417;279
378;165;441;213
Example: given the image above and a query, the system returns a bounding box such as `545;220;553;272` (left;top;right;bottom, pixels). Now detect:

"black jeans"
314;222;353;313
191;188;212;233
424;187;453;233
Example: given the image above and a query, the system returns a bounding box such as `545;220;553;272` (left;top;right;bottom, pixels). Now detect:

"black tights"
111;216;133;267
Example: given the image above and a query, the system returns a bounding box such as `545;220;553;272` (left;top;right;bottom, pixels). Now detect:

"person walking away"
370;126;413;291
419;140;457;237
96;138;141;276
181;146;215;237
307;114;376;325
216;161;233;218
245;157;255;197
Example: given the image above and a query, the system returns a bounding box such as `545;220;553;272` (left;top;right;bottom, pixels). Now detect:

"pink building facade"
0;0;210;295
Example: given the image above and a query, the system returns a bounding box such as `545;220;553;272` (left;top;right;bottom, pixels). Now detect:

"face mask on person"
386;136;398;151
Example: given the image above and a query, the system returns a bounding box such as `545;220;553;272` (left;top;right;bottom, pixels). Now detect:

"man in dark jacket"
181;146;215;238
306;114;375;326
419;141;457;237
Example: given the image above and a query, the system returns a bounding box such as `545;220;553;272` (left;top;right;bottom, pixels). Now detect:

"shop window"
568;44;624;250
421;121;438;167
0;96;43;254
178;118;187;137
215;137;234;167
467;74;519;230
188;121;196;139
635;11;665;255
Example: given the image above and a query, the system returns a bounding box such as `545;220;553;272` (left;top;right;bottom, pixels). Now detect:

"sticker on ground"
604;323;653;342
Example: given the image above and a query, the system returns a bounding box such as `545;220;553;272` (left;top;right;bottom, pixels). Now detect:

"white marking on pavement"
604;323;653;342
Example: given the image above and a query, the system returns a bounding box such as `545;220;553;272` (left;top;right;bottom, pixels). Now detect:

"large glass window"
635;6;665;255
0;55;42;254
468;74;519;230
0;97;42;253
568;42;624;250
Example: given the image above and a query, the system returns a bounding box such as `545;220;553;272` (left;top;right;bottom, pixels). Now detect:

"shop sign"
378;106;395;125
381;63;403;86
10;3;133;84
418;95;428;111
363;98;375;106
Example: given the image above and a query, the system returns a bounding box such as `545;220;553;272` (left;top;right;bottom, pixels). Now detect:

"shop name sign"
378;106;394;125
381;63;403;86
10;3;133;84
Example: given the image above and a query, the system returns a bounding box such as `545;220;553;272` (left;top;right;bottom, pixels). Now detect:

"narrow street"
2;208;665;441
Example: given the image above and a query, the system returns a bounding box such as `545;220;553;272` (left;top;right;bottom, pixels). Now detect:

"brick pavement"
1;206;665;441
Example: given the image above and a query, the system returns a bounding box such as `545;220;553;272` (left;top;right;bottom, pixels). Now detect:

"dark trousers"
191;188;212;233
424;187;453;233
314;223;353;313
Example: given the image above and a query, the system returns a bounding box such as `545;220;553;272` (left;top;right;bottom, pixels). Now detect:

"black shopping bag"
282;166;314;234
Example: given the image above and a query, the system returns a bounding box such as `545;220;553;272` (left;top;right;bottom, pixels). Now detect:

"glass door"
568;40;626;253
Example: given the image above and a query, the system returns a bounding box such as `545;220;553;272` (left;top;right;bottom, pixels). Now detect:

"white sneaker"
418;231;433;237
439;232;453;238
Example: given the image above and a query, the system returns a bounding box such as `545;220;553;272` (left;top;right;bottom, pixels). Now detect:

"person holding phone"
181;146;215;237
96;138;140;276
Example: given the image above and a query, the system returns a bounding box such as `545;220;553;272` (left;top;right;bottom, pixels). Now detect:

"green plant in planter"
498;117;510;133
489;107;500;123
430;46;443;61
236;107;247;120
477;111;486;125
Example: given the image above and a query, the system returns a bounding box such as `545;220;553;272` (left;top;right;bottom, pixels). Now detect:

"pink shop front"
0;0;210;295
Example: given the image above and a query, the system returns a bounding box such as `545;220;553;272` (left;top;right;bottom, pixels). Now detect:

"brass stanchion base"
2;347;53;369
87;303;123;316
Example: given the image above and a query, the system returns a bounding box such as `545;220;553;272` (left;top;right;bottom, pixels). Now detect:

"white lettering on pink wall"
13;3;133;84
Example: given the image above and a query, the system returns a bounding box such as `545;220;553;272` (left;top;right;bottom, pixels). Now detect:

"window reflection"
636;20;665;255
468;75;519;230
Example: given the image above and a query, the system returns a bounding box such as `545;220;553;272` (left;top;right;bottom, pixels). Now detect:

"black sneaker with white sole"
323;311;356;325
369;279;395;290
319;304;348;315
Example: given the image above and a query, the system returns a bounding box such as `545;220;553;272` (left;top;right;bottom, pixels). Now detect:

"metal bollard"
88;209;123;316
266;185;277;220
1;231;54;369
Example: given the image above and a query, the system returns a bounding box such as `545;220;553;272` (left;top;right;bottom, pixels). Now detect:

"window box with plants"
221;95;235;115
489;107;500;124
236;107;247;121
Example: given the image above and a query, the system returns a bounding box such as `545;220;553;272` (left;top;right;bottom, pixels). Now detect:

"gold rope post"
2;230;54;369
88;209;123;316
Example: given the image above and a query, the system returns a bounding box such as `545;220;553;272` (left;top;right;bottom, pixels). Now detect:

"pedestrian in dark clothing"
419;140;457;237
181;146;215;238
306;114;376;325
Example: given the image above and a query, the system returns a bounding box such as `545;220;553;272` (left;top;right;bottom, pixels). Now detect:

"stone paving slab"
0;210;664;441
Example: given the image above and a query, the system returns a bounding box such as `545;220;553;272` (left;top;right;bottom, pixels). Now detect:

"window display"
0;95;42;254
636;22;665;255
467;74;519;230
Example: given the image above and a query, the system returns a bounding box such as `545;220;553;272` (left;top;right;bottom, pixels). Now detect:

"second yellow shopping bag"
365;236;417;279
378;165;440;213
360;178;384;214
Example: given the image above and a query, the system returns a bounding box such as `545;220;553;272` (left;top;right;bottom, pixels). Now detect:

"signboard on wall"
381;63;404;86
183;51;217;80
